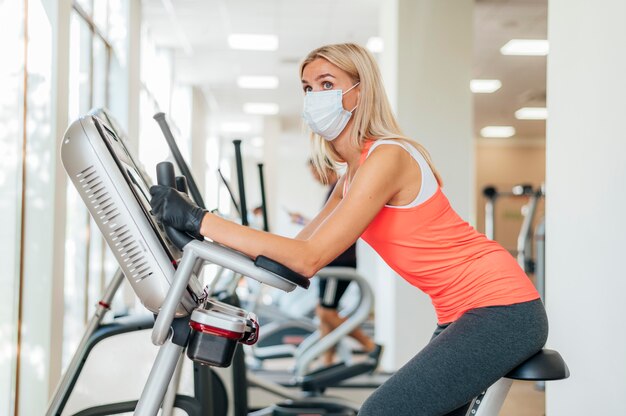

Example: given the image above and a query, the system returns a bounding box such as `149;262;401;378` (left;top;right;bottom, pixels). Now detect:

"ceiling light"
237;76;279;89
243;102;279;115
228;34;278;51
500;39;549;56
366;37;384;53
515;107;547;120
221;122;252;133
480;126;516;138
470;79;502;93
251;137;264;148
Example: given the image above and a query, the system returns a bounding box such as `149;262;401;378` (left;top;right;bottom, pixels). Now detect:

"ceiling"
142;0;547;139
474;0;547;139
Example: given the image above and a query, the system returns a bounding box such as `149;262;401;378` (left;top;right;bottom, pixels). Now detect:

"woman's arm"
199;146;411;277
294;175;345;240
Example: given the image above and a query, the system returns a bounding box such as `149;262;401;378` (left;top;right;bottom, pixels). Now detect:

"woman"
150;43;547;415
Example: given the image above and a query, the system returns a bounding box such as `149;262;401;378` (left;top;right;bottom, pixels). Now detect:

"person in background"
288;159;382;366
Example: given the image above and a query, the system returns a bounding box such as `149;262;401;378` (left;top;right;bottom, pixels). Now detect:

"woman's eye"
323;81;333;89
304;85;312;92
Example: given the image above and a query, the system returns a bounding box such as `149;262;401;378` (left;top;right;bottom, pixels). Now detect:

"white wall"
376;0;474;371
264;123;326;237
546;0;626;414
190;87;208;198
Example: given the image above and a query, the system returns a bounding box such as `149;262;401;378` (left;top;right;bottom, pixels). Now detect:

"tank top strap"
363;139;439;208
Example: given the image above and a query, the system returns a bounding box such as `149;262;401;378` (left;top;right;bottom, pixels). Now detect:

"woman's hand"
149;185;207;239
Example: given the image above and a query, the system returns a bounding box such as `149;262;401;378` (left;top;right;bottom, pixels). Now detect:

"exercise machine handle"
156;161;193;250
176;176;189;193
233;139;249;226
254;255;310;289
258;163;270;232
153;112;207;209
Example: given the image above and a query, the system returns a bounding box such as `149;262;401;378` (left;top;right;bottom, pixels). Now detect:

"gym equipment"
257;163;270;232
56;111;306;413
56;110;362;415
55;111;568;415
482;184;544;274
153;114;372;412
153;112;206;209
465;349;568;414
226;140;378;375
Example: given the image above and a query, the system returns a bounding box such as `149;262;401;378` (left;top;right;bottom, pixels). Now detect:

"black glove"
150;185;207;239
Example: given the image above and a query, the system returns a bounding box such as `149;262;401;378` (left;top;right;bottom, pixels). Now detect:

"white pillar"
44;0;71;398
18;0;71;413
546;1;626;414
126;0;141;148
190;87;208;196
376;0;474;371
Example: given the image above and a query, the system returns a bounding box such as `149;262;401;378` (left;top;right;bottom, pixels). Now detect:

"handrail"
293;267;373;377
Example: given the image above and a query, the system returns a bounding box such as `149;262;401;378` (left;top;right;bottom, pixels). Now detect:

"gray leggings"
359;299;548;416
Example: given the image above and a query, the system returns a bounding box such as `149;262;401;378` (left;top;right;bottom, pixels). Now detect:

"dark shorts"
318;277;351;309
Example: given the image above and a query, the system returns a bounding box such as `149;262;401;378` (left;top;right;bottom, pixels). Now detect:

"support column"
125;0;141;150
546;1;626;414
190;87;208;196
44;0;71;400
375;0;473;371
18;0;71;414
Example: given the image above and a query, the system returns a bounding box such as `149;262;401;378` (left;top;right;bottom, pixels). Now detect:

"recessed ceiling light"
470;79;502;93
237;76;279;89
515;107;547;120
500;39;549;56
251;136;264;148
228;34;278;51
366;37;384;53
221;122;252;133
243;102;280;115
480;126;516;138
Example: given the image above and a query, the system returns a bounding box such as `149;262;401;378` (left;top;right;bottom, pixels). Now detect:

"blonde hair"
299;43;442;186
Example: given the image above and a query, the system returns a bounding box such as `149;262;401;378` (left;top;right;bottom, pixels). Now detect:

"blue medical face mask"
302;82;360;141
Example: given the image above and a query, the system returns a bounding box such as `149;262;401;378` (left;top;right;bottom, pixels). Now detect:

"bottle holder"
187;303;259;367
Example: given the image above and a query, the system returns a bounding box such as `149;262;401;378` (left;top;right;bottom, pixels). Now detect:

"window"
0;2;25;414
63;1;127;369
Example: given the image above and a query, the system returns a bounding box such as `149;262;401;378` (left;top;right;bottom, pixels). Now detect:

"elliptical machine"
53;110;361;415
53;111;569;416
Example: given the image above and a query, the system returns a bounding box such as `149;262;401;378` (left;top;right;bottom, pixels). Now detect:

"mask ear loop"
344;81;360;112
342;81;360;96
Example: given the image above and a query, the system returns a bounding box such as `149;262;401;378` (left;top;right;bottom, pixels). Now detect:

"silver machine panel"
61;112;206;315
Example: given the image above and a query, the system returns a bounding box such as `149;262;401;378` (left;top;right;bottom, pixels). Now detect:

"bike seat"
506;348;570;381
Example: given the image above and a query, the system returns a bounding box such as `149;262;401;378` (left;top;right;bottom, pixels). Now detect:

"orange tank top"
357;141;539;324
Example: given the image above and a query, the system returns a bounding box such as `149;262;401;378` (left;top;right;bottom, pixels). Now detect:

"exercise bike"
53;111;569;415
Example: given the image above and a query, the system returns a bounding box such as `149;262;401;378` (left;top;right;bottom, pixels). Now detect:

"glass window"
107;0;127;66
93;0;108;37
67;11;92;121
63;10;93;369
92;34;109;109
63;4;129;369
75;0;92;16
19;0;54;412
0;2;25;414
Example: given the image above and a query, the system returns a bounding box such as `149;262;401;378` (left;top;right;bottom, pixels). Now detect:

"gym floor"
500;381;545;416
253;358;545;415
